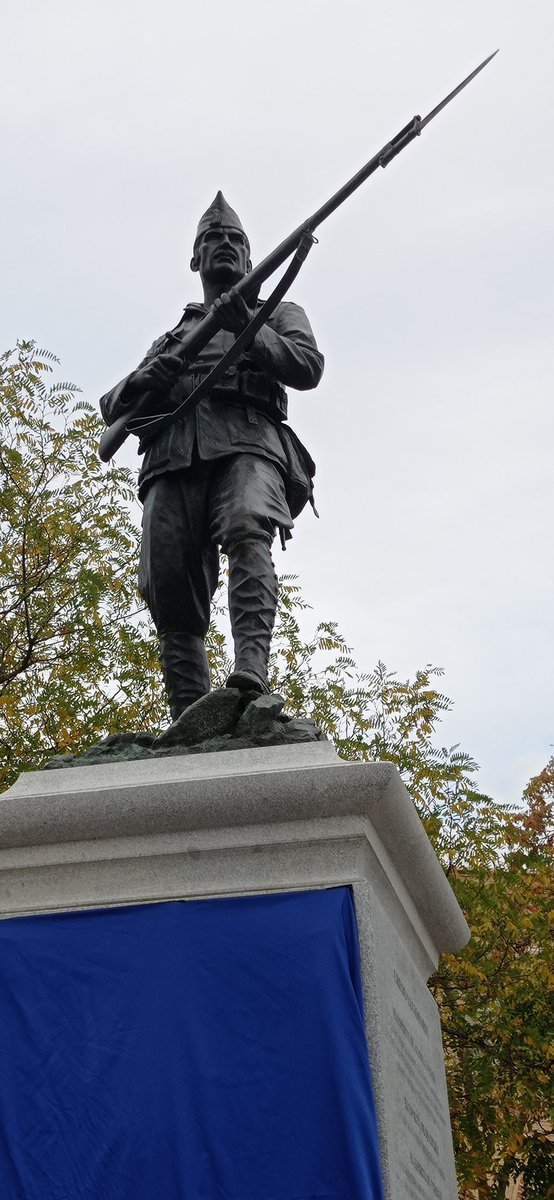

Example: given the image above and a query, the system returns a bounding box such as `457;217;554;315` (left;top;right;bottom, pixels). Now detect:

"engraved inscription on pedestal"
387;965;452;1200
353;883;459;1200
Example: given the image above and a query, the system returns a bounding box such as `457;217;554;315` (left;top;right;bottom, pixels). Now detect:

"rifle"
98;50;498;464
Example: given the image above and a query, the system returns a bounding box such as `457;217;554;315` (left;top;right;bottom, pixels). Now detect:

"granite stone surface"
0;744;469;967
354;881;459;1200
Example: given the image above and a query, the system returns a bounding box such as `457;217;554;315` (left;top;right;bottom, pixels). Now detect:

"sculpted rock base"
43;690;326;771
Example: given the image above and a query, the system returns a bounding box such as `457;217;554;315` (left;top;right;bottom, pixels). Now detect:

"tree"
431;765;553;1199
0;342;169;788
1;344;552;1197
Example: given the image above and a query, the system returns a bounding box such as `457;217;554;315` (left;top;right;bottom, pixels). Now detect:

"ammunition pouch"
169;366;288;424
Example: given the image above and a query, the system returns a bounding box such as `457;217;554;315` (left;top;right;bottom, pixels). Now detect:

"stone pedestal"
0;741;469;1200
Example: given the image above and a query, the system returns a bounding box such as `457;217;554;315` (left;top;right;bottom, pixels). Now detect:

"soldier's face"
192;226;251;285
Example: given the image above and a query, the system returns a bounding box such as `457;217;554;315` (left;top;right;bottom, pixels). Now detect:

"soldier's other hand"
128;354;180;398
212;289;253;334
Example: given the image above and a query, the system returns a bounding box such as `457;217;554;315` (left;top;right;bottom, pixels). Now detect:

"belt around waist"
190;384;287;423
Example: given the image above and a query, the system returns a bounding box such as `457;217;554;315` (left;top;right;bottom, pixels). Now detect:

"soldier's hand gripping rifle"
98;50;498;464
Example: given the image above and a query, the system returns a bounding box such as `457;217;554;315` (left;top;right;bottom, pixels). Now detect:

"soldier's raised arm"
212;290;323;391
246;300;324;391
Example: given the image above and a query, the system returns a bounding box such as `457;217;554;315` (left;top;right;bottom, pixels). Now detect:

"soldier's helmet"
193;191;250;255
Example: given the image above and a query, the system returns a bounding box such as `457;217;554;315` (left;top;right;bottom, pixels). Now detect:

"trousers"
138;453;293;718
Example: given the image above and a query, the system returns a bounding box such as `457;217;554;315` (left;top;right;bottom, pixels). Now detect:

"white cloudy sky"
1;0;552;803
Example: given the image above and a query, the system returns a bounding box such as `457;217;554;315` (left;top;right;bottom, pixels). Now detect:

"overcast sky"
1;0;552;804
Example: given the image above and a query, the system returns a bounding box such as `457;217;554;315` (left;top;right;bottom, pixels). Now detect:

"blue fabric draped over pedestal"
0;887;383;1200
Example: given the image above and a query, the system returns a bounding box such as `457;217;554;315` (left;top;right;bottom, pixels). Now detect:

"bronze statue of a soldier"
99;58;497;725
100;194;324;720
96;55;497;736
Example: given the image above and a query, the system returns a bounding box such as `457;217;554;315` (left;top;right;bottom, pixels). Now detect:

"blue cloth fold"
0;887;383;1199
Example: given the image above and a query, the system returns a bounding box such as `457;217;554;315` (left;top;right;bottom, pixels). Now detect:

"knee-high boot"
158;632;210;721
226;536;278;692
